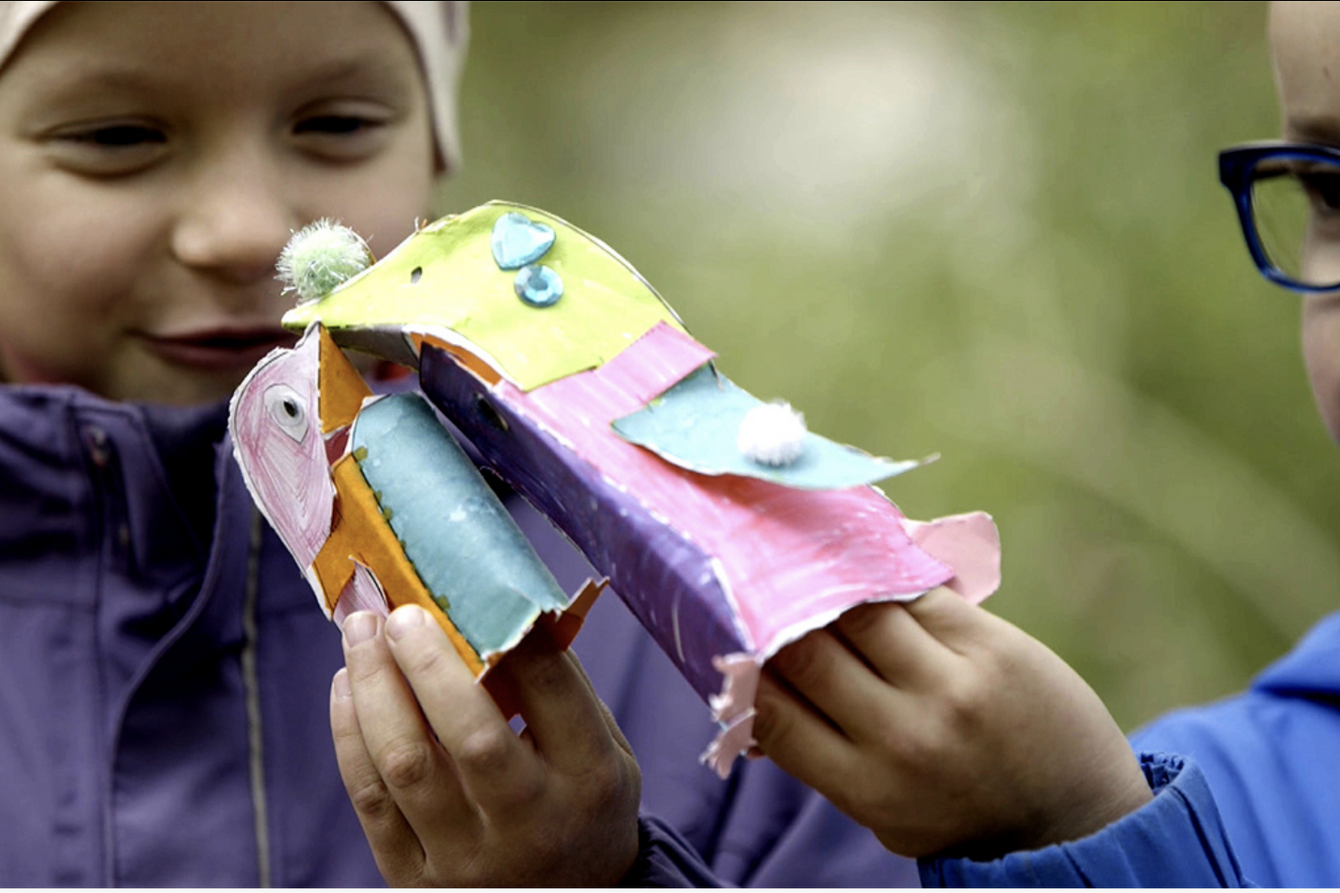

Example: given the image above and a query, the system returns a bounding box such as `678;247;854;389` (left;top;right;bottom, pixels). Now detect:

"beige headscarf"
0;1;469;173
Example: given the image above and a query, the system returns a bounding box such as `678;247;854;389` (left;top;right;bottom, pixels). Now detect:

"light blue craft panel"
612;365;925;490
351;393;570;655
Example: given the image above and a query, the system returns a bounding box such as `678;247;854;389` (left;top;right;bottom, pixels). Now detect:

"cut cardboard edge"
481;577;608;717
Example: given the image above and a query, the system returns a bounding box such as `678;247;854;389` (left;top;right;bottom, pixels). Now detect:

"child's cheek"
0;338;62;387
1302;295;1340;445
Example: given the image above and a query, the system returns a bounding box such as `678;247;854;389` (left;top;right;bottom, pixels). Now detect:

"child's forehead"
1271;2;1340;141
0;0;469;172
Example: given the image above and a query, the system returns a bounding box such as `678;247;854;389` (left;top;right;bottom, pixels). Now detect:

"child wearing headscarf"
0;1;915;884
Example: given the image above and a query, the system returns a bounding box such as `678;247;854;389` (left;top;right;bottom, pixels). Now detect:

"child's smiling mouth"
140;326;298;371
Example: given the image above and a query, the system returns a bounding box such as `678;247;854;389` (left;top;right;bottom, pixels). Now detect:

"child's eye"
291;106;392;162
1299;172;1340;215
294;116;377;136
45;122;168;176
76;124;167;147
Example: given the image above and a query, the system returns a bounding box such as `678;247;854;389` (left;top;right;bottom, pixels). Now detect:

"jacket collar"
1253;610;1340;699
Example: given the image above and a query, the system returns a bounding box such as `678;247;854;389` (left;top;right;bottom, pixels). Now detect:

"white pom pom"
276;219;373;303
737;401;807;467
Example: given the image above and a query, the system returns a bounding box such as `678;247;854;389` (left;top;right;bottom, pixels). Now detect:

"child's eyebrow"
12;58;157;95
14;51;419;109
3;62;164;126
1283;114;1340;145
283;54;421;98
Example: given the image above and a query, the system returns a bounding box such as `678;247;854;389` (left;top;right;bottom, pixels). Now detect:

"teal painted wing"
350;393;571;657
612;365;928;489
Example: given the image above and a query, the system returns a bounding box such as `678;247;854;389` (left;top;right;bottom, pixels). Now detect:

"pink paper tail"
899;511;1001;604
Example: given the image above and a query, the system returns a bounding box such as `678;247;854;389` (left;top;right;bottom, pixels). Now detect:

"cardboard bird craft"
254;202;1001;775
228;322;601;697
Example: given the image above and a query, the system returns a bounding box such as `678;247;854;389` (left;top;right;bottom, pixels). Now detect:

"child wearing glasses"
751;1;1340;886
0;1;917;885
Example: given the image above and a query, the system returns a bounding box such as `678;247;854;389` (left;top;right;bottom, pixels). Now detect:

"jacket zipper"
241;508;272;887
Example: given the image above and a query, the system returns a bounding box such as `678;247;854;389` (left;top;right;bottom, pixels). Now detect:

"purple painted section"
419;344;746;704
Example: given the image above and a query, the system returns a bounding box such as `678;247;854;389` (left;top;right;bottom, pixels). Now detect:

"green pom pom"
277;219;373;303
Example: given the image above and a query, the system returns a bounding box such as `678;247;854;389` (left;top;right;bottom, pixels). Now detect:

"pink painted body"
498;323;959;656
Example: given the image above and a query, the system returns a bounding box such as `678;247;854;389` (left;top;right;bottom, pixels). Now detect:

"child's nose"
170;151;298;286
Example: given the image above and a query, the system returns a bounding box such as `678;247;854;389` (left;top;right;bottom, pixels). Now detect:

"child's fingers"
341;611;479;844
328;666;425;881
380;606;543;816
550;639;637;762
592;692;637;761
764;625;921;738
899;585;999;653
830;597;957;691
498;625;628;777
752;671;860;793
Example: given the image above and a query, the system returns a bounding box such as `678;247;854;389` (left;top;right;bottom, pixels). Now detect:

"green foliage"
441;1;1337;731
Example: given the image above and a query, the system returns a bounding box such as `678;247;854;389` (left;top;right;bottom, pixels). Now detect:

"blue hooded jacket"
920;611;1340;886
0;386;915;886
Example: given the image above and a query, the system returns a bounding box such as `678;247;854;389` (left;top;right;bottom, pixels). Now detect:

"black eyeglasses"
1220;140;1340;292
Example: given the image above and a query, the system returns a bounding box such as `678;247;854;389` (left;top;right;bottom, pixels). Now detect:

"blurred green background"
439;1;1340;733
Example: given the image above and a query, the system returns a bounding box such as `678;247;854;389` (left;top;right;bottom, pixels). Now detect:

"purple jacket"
0;385;915;887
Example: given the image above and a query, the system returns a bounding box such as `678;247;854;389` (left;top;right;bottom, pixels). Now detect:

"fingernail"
385;605;427;642
332;668;352;701
343;611;378;646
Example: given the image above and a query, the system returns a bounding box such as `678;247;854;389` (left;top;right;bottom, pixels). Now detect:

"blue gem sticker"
491;212;555;270
514;264;564;307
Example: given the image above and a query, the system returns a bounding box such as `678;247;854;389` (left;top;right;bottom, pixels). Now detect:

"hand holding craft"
751;589;1152;860
331;606;640;886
